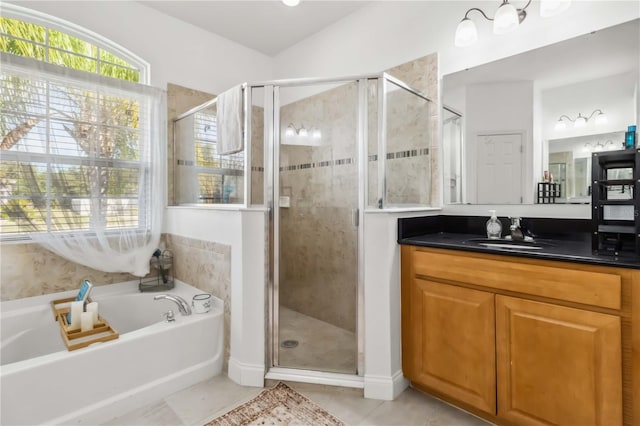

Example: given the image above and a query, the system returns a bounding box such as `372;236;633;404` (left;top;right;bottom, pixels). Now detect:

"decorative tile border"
281;148;429;172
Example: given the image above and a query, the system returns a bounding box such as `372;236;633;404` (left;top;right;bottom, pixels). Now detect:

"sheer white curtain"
1;53;166;276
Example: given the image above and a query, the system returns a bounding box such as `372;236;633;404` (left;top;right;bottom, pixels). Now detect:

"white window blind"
1;54;156;235
193;112;244;204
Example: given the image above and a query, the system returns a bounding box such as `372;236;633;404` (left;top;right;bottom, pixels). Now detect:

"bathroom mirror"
443;18;639;205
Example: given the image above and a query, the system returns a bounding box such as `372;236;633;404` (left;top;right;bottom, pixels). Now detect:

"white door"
476;133;523;204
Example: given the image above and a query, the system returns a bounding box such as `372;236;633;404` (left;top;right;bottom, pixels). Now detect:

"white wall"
275;1;639;80
542;72;637;142
11;1;274;93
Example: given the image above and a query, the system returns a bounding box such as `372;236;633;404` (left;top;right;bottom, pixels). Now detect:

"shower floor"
278;306;357;374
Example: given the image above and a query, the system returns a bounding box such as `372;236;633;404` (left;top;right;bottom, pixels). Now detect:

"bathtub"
1;280;223;425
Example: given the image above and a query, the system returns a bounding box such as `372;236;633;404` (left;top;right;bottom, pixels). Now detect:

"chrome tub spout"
154;294;192;316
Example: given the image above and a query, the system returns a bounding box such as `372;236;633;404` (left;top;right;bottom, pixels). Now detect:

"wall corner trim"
228;358;265;388
364;370;408;400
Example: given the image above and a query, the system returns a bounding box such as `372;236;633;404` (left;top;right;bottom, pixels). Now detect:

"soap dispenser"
486;210;502;240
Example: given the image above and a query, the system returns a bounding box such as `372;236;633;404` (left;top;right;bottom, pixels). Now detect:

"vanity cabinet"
401;245;638;426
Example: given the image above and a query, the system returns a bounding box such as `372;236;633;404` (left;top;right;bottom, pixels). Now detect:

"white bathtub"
1;280;223;425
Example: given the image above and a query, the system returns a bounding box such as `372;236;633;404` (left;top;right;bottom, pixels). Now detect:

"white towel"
216;85;244;155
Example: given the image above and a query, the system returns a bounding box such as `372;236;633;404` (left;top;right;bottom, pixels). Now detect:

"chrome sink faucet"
509;217;525;241
154;294;192;316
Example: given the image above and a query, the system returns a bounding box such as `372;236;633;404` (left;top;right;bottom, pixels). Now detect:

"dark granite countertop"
398;216;640;270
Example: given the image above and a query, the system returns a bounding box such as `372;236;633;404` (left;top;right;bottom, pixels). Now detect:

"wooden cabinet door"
496;295;622;426
404;278;496;414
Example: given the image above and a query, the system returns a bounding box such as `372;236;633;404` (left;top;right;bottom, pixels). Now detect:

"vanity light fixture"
454;0;571;47
583;140;616;152
554;109;607;131
283;123;322;146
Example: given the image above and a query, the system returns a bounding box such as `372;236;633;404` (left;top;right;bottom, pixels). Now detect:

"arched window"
0;5;164;276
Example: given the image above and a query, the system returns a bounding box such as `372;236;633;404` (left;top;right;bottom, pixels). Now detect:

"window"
173;106;245;205
193;112;244;204
0;9;160;239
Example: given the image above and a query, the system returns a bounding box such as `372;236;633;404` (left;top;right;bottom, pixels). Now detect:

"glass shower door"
274;80;359;374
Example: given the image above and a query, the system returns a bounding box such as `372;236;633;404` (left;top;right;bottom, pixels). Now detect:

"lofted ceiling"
142;1;370;56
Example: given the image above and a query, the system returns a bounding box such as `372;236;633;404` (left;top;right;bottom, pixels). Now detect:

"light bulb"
312;129;321;139
555;120;566;131
455;18;478;47
595;112;607;125
574;114;587;128
540;0;571;18
298;128;308;138
493;2;520;35
282;0;300;6
284;126;295;138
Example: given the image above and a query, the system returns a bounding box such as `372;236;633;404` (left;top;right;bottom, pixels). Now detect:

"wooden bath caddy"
51;297;119;351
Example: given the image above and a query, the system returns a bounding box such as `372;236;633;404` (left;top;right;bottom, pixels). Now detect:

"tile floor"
103;375;493;426
278;306;357;374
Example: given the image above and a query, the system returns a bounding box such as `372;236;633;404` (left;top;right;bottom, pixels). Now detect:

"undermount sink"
464;238;554;251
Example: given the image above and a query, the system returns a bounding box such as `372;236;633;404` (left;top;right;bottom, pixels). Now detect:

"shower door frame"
260;73;433;380
263;75;369;377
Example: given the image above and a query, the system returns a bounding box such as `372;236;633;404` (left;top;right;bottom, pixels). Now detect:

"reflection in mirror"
547;131;625;203
442;18;639;205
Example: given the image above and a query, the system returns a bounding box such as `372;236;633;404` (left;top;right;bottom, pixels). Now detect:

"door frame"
266;79;365;377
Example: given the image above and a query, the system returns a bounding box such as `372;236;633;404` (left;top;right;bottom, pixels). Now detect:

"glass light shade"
555;120;566;131
312;129;321;139
540;0;571;18
298;128;308;138
282;0;300;6
284;126;295;138
595;112;607;125
455;18;478;47
493;2;520;35
574;115;587;128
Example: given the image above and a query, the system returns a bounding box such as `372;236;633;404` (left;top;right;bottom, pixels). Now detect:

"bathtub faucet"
153;294;192;316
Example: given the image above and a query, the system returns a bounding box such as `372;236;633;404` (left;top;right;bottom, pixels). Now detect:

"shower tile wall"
251;104;265;205
386;53;440;205
279;82;359;333
366;53;439;207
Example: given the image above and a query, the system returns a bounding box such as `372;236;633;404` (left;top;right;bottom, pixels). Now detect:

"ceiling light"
454;0;570;47
282;0;300;6
540;0;572;18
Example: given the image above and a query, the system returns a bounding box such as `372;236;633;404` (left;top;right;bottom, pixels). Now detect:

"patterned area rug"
204;382;345;426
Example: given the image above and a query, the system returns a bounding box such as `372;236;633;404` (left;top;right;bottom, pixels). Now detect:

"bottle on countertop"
625;125;637;149
486;210;502;240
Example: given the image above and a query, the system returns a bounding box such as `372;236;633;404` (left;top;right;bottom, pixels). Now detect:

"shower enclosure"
173;73;433;378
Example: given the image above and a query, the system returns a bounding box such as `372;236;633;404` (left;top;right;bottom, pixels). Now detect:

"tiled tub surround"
1;234;233;370
161;233;232;370
0;242;137;301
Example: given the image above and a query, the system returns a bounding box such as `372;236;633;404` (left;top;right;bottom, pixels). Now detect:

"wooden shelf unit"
591;148;640;255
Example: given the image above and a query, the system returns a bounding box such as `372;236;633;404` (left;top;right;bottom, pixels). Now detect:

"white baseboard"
228;357;265;387
266;367;364;389
364;370;408;400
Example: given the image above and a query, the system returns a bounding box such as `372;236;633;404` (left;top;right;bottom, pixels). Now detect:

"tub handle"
162;310;175;322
